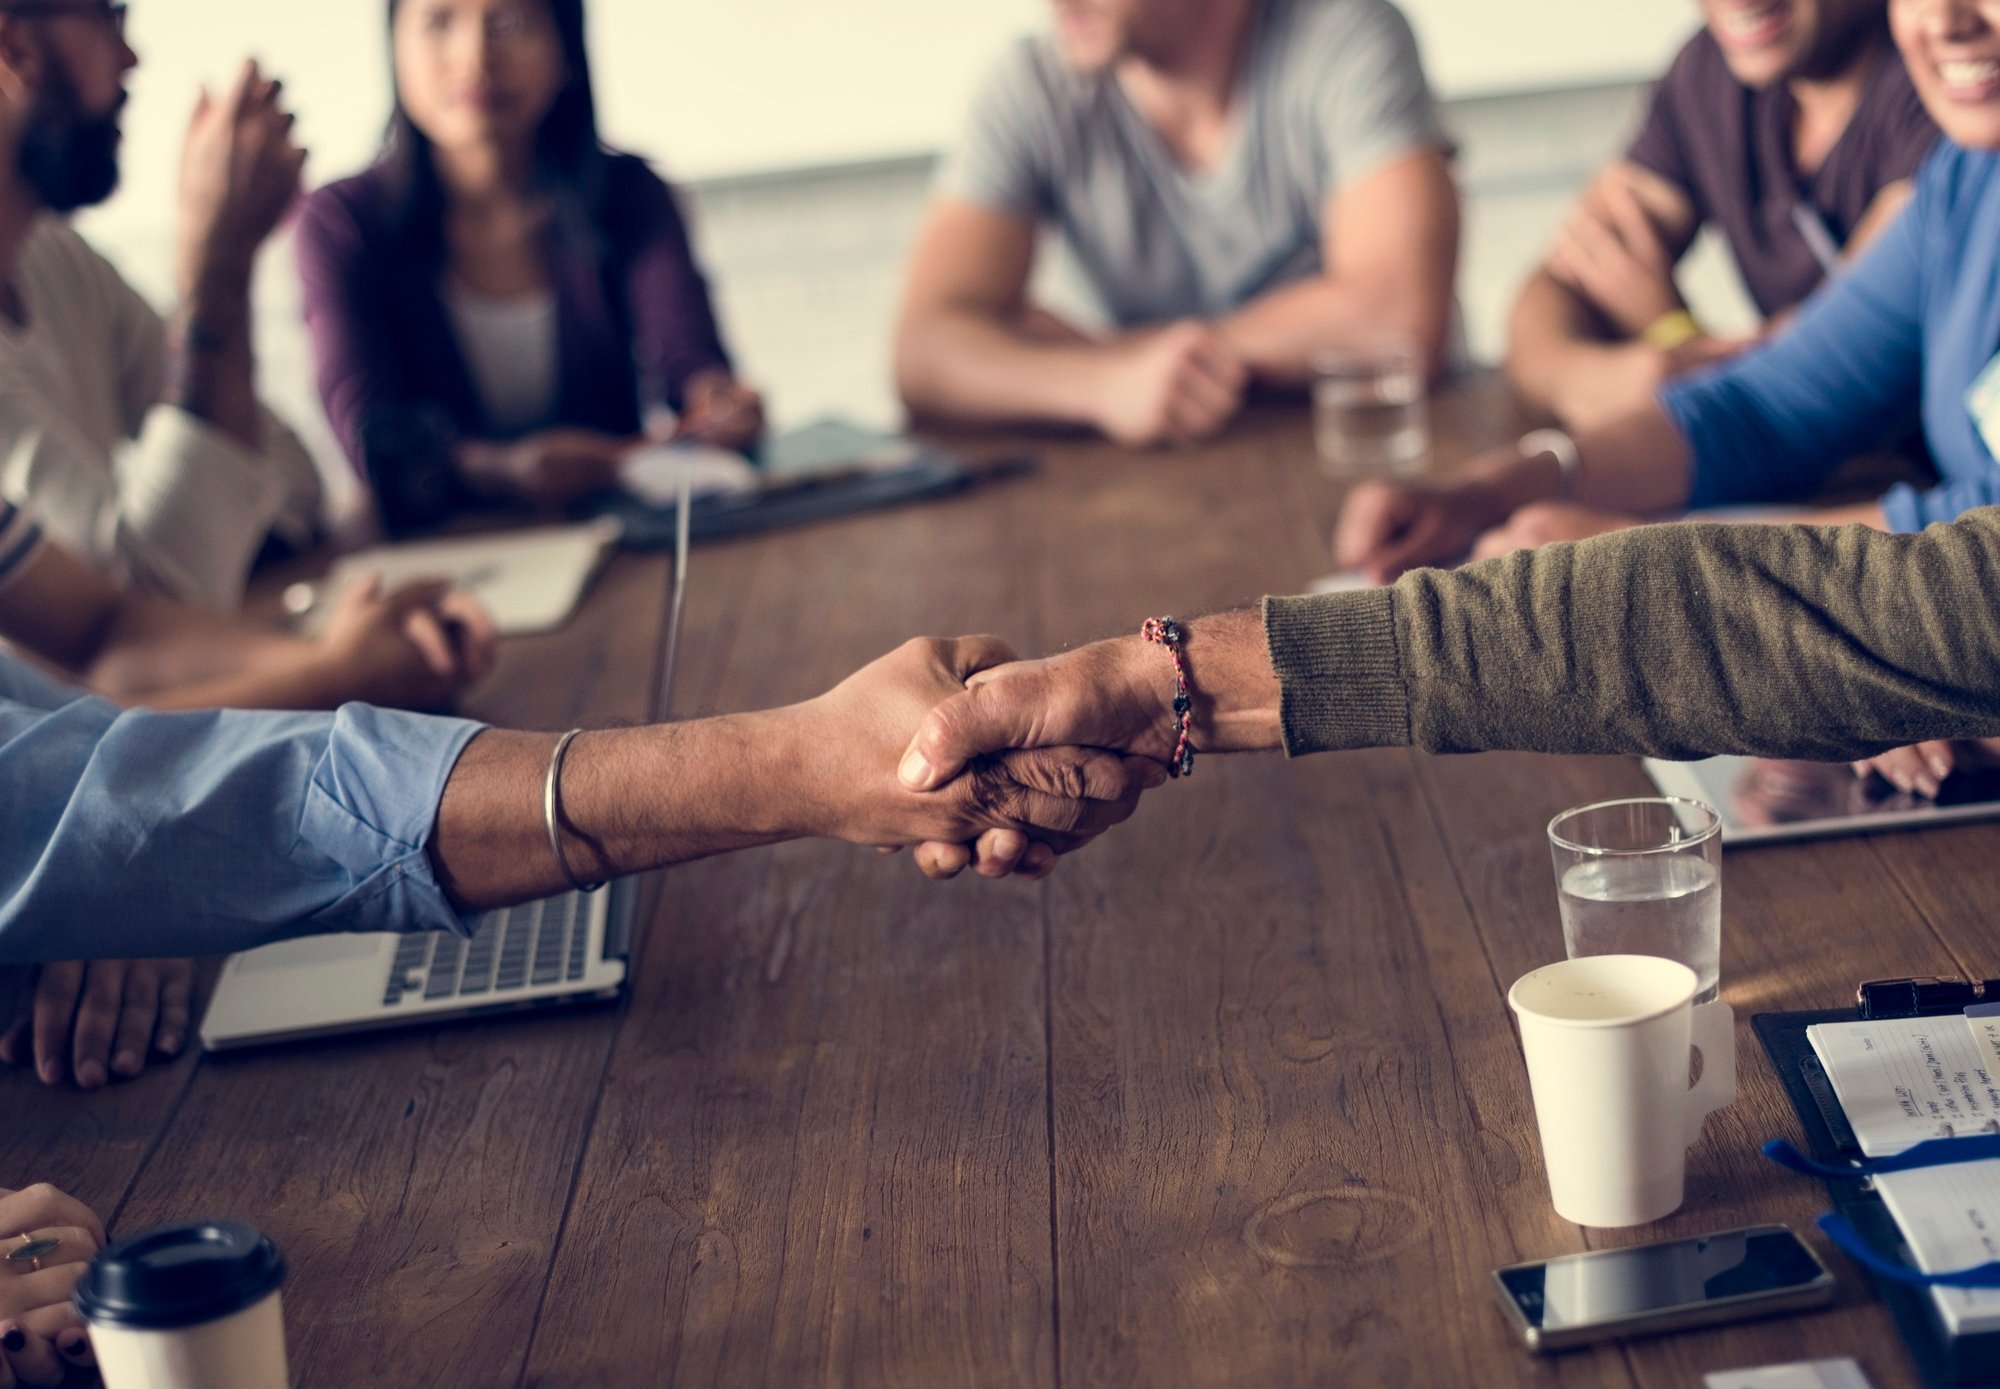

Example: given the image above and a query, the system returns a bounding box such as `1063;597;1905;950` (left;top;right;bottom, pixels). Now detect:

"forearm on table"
431;714;814;909
81;594;322;707
1267;511;2000;761
1503;272;1621;410
894;307;1112;427
1461;401;1694;523
1214;274;1450;385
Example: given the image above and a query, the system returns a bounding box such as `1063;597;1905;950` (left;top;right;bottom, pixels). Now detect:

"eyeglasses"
0;2;127;37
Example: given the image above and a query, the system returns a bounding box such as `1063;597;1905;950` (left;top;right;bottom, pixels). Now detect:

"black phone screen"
1499;1228;1825;1331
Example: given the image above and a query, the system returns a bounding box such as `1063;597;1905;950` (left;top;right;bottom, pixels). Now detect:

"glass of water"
1312;341;1429;480
1547;797;1723;1002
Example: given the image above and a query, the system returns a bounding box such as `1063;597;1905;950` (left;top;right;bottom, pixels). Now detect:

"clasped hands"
792;633;1179;881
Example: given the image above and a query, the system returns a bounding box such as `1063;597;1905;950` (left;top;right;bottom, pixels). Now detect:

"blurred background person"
0;491;494;1091
298;0;761;535
893;0;1459;447
1507;0;1936;431
0;5;322;610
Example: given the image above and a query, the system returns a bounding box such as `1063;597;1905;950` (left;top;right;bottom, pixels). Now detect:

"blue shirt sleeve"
1881;477;2000;530
2;662;485;962
1660;184;1928;510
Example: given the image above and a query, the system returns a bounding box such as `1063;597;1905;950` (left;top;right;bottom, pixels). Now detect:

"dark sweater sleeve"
295;186;466;534
1266;510;2000;761
615;164;732;411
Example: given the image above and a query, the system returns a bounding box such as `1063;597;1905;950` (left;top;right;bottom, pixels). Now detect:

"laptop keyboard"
382;893;593;1008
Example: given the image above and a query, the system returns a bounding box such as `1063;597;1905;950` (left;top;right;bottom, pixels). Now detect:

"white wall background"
83;0;1696;243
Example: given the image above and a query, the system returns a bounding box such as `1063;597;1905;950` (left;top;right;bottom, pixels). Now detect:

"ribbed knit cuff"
1262;591;1411;756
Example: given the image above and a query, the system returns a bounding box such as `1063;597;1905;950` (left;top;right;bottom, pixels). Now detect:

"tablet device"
1643;755;2000;846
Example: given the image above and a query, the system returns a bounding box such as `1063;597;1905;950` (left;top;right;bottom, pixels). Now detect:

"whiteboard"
82;0;1694;228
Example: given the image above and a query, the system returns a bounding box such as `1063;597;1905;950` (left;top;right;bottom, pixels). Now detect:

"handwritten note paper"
1807;1018;2000;1156
1873;1159;2000;1335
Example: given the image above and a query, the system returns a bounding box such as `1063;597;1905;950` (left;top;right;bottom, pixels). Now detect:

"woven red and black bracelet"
1140;616;1195;778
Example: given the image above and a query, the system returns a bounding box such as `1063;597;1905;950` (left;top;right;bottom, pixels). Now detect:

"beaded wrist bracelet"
1140;616;1195;779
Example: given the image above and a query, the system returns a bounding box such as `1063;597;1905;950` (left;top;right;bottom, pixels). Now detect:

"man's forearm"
431;715;816;909
165;266;263;453
1215;275;1449;385
1458;399;1695;524
1504;271;1619;414
82;593;326;708
895;308;1111;427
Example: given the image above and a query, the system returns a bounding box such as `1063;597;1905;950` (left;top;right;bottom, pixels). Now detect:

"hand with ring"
0;1183;105;1385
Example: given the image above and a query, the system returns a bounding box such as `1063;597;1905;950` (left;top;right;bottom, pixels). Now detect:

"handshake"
771;612;1279;881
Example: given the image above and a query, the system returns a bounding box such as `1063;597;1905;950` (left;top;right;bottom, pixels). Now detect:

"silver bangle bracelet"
543;729;605;895
1517;427;1581;501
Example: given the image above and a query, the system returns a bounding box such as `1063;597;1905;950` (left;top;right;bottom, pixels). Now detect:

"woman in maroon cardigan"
298;0;762;534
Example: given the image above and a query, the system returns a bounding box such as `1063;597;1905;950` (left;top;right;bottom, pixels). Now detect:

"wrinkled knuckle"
1053;757;1091;802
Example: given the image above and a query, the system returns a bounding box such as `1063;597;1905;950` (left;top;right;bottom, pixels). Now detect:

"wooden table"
8;378;1981;1386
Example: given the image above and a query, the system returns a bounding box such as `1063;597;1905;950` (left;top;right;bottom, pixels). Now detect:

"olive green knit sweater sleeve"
1264;511;2000;760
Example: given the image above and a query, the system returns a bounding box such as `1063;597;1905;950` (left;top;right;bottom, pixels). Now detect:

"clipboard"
1755;999;2000;1387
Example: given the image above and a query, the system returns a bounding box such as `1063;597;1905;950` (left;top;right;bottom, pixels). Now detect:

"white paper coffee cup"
77;1219;288;1389
1508;954;1735;1227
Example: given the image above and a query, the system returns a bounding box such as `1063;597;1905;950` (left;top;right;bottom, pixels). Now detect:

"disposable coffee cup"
1508;954;1735;1227
77;1219;288;1389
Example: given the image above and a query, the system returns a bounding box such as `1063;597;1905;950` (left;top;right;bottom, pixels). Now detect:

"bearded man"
0;2;322;610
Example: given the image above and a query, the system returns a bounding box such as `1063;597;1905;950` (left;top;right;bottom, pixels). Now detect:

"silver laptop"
1644;755;2000;846
200;471;694;1051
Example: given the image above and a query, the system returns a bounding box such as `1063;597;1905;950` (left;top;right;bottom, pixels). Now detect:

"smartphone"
1493;1224;1835;1352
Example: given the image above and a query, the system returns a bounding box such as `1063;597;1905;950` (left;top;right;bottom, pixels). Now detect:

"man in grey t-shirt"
894;0;1458;448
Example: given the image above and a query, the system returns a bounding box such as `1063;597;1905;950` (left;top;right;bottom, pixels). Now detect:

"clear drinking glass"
1547;797;1723;1003
1311;341;1429;480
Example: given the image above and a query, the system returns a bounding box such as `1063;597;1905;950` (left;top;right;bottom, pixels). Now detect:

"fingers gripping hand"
897;640;1175;878
898;641;1174;797
805;636;1169;874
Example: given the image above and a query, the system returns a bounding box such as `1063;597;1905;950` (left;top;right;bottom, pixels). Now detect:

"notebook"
1809;1016;2000;1334
304;519;621;637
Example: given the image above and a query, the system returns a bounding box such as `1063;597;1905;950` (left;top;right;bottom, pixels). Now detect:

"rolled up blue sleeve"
2;664;485;962
1661;189;1927;510
1880;476;2000;531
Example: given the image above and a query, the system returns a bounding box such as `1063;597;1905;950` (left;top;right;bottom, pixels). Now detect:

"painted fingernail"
897;747;934;790
5;1323;28;1351
76;1061;107;1089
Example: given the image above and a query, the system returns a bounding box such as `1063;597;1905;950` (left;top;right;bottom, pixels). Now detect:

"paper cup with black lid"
76;1219;287;1389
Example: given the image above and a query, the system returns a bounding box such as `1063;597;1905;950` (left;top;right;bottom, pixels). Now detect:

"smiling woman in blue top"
893;0;1460;448
1338;0;2000;567
1337;0;2000;796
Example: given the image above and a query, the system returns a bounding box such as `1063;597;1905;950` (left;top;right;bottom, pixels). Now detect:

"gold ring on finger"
7;1233;58;1273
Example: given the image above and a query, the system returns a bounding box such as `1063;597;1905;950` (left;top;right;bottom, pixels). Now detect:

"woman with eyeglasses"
297;0;762;534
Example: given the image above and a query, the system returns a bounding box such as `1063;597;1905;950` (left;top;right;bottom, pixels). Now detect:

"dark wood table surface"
7;377;1984;1387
